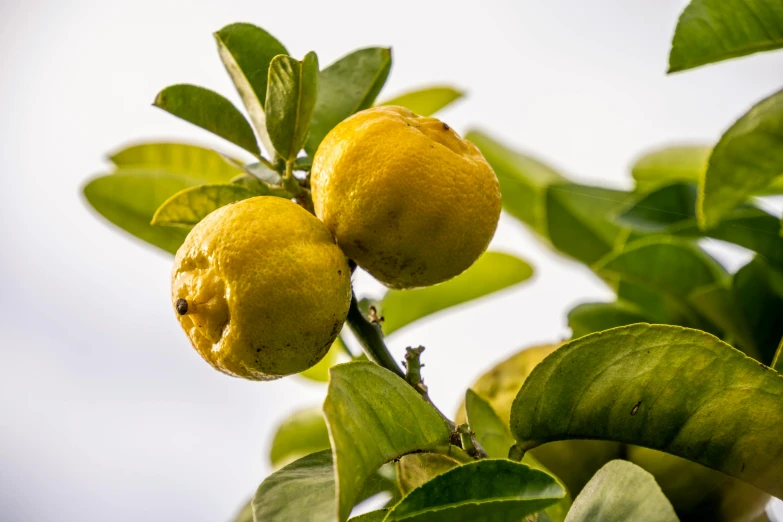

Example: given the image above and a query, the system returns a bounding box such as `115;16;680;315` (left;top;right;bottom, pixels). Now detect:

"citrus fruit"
171;196;351;380
311;106;501;289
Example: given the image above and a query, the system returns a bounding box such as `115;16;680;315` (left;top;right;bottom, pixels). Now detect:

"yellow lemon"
171;196;351;380
311;106;501;289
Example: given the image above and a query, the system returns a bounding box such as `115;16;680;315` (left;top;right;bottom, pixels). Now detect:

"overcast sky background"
1;0;782;520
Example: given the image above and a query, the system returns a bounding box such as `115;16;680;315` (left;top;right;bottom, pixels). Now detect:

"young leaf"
564;460;677;522
509;323;783;499
109;142;243;182
305;48;392;157
699;89;783;228
269;407;331;469
631;145;711;193
378;86;464;116
153;84;260;156
380;251;533;335
151;184;259;227
265;52;319;160
323;362;452;522
214;23;288;157
384;460;566;522
299;337;351;383
253;449;335;522
83;169;202;254
568;301;652;339
669;0;783;73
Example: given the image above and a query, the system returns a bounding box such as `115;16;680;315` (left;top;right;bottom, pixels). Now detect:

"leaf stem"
346;292;405;378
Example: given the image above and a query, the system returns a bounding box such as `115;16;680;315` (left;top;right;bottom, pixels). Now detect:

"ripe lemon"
311;106;501;289
171;196;351;380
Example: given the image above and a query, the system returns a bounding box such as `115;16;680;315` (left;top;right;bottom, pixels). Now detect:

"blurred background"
1;0;782;520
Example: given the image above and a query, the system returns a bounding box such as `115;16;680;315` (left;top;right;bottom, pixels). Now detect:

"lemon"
311;106;501;289
171;196;351;380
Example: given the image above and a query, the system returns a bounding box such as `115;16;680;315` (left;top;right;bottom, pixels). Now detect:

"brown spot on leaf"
630;401;641;416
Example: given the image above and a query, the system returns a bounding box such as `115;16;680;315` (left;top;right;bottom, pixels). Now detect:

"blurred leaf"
509;324;783;499
323;362;451;521
384;460;565;522
568;301;652;339
732;257;783;363
564;461;677;522
214;23;287;157
699;89;783;228
153;84;260;156
266;52;319;160
305;48;392;157
617;281;688;325
229;501;254;522
380;252;533;335
616;183;697;232
396;453;459;496
669;0;783;73
253;449;335;522
464;390;571;522
108;142;243;182
83;169;201;254
151;184;259;227
299;337;350;383
631;145;711;192
378;86;463;116
269;407;331;469
468;130;634;265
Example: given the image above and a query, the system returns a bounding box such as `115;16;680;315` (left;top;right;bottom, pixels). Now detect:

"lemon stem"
346;293;405;378
282;159;301;195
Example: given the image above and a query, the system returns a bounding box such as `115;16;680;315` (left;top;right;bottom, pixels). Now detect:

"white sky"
1;0;781;520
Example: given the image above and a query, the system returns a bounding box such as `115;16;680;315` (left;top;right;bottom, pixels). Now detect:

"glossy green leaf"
214;23;287;157
324;362;452;522
631;145;711;192
108;142;242;182
378;86;463;116
153;84;260;156
568;301;652;339
305;48;392;157
253;449;335;522
464;390;571;522
299;337;351;383
151;184;259;227
266;52;319;160
349;511;388;522
384;460;565;522
83;170;201;254
699;89;783;228
269;407;331;469
564;460;677;522
380;252;533;335
669;0;783;73
509;323;783;499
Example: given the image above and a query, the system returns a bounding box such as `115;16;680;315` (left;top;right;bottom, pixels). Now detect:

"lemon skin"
171;197;351;380
311;106;501;289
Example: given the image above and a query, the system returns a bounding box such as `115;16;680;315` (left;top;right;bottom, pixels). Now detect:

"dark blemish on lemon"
338;270;342;275
741;462;746;472
443;122;449;130
630;401;641;416
176;299;188;315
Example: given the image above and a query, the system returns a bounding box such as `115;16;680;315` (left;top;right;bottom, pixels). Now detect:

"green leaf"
509;323;783;499
305;48;392;157
153;84;260;156
773;338;783;373
253;449;335;522
378;86;464;116
396;453;460;496
323;362;452;521
668;0;783;73
151;184;259;227
564;460;678;522
265;52;319;160
108;142;243;182
616;183;697;232
349;511;388;522
83;169;201;254
631;145;711;192
568;301;652;339
464;390;572;522
214;23;287;157
732;257;783;363
299;337;351;383
269;407;331;469
229;501;254;522
467;130;634;265
380;252;533;335
384;459;565;522
699;89;783;228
